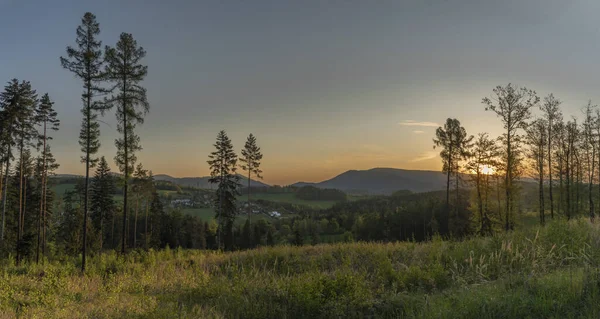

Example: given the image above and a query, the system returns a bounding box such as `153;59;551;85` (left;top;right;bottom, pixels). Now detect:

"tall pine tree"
60;12;106;272
35;93;59;263
104;33;149;254
239;133;263;224
207;130;240;250
90;156;116;250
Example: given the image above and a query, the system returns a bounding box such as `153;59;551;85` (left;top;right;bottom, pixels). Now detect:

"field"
2;216;600;318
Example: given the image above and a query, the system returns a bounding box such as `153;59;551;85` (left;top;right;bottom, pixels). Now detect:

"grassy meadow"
2;216;600;318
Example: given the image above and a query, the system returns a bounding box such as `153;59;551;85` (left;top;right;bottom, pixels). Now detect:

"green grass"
2;217;600;318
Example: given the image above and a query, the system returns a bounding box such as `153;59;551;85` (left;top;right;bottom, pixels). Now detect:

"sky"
2;0;600;185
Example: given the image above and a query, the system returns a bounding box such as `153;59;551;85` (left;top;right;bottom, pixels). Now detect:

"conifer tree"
104;33;149;254
207;130;240;250
90;156;116;250
34;93;59;263
37;145;59;260
60;12;106;272
239;133;263;224
0;80;38;264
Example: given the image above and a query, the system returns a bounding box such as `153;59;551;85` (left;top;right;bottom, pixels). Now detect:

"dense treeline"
295;186;347;201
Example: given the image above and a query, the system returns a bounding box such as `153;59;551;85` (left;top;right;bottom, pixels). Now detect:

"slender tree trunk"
0;161;3;241
476;170;483;233
36;121;47;264
133;195;139;248
558;154;563;218
445;150;452;233
496;174;501;223
539;143;545;225
23;175;27;236
566;148;571;220
42;185;47;264
591;147;596;221
484;172;490;231
576;154;581;215
247;168;251;224
144;198;149;250
505;135;511;231
121;80;129;255
82;84;91;273
548;121;554;221
0;153;8;243
111;208;115;249
16;141;24;265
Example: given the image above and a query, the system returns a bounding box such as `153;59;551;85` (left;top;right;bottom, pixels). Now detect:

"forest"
3;11;600;319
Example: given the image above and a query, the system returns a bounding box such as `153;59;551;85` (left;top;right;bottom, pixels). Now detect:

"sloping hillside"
293;168;450;194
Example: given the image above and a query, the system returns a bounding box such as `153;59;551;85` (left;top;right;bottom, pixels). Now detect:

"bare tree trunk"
1;154;10;242
247;167;251;224
505;136;511;231
547;121;554;222
476;171;483;233
144;198;149;250
36;121;47;264
16;142;24;265
591;147;596;221
133;196;139;248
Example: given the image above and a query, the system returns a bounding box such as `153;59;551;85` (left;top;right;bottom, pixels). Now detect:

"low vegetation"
1;217;599;318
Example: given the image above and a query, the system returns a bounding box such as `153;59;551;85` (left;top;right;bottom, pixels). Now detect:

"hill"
292;168;451;195
154;174;269;189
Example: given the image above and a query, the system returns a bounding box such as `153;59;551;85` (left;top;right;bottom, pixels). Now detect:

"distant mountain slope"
154;174;269;189
292;168;451;195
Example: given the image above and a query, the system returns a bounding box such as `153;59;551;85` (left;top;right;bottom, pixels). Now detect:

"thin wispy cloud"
399;120;439;127
410;151;438;162
413;130;424;134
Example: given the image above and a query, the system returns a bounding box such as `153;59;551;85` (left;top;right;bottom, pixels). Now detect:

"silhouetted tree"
433;118;473;232
483;84;539;230
0;80;38;264
34;93;59;263
466;133;500;233
207;130;240;250
540;94;562;219
104;33;149;254
90;156;116;250
582;101;597;221
525;119;547;225
239;133;263;224
60;12;107;272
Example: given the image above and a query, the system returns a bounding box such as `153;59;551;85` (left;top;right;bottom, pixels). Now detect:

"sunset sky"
2;0;600;185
